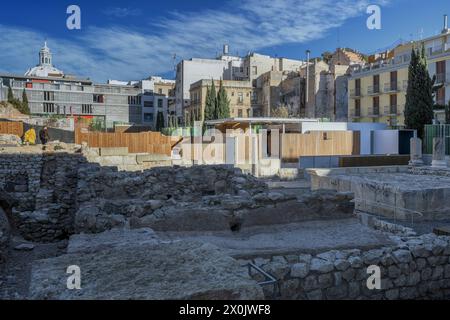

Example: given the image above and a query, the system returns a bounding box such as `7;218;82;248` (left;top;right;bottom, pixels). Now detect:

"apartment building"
0;43;143;128
348;16;450;127
176;46;306;122
188;79;253;121
250;48;365;120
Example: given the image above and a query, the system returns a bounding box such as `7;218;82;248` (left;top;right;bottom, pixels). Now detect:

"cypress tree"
156;111;164;132
216;80;230;119
404;45;434;139
446;101;450;124
7;85;14;102
204;81;217;120
21;89;30;115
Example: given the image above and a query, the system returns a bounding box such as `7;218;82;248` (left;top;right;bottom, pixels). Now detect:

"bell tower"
39;41;52;66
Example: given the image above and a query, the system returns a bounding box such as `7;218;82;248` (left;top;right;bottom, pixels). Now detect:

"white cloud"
0;0;391;82
103;7;142;18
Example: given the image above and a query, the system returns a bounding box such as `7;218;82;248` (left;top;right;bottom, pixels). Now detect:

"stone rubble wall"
241;233;450;300
0;152;85;242
75;164;269;234
0;207;10;262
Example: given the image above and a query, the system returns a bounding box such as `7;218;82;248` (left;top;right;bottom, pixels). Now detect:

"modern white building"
176;45;306;124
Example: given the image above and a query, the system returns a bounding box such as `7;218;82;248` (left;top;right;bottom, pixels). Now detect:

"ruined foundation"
2;148;450;300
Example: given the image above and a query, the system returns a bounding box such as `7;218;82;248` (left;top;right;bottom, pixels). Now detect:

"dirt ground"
0;236;67;299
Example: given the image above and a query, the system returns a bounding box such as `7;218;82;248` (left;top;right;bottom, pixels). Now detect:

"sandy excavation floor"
156;218;395;259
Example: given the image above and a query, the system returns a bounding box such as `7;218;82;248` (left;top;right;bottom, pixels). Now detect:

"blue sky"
0;0;449;82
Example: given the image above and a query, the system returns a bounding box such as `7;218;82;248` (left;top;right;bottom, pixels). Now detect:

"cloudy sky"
0;0;448;82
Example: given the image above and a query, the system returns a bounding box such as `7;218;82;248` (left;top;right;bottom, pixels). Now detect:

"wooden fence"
281;131;360;162
75;128;180;156
0;121;24;137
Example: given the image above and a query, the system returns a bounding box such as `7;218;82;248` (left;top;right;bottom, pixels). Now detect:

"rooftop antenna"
337;27;341;49
418;28;424;40
172;53;177;78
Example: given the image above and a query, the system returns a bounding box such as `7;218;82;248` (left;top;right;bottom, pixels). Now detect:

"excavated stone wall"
0;152;84;242
241;233;450;300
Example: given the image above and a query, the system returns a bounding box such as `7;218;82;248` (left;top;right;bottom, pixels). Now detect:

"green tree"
445;101;450;124
271;105;289;118
7;85;14;102
204;82;217;121
21;89;30;115
216;80;230;119
404;45;435;139
155;111;165;132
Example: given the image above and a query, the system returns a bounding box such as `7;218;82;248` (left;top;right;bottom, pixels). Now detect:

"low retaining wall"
242;233;450;300
307;166;409;192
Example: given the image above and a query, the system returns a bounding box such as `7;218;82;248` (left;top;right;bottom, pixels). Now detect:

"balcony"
349;88;362;98
367;85;380;95
384;105;401;116
435;73;450;84
384;82;401;93
350;109;361;118
367;106;381;118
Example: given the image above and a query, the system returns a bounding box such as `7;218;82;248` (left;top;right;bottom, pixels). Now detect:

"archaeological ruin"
2;141;450;300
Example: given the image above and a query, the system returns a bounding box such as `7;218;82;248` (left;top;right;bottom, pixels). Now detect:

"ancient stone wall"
75;164;268;234
243;233;450;300
0;152;85;242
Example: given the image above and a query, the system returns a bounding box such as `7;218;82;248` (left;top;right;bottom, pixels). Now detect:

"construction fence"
0;120;24;137
75;128;180;156
424;124;450;155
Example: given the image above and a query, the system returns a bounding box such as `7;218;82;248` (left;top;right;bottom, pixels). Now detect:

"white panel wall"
300;122;388;155
372;130;399;155
301;122;348;133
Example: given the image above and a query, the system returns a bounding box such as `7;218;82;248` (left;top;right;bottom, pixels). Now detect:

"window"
436;61;446;83
158;99;163;108
128;96;142;105
390;71;398;90
373;75;379;93
252;66;258;76
373;97;379;115
437;87;446;105
144;101;154;108
43;103;54;113
44;91;54;101
93;94;104;103
355;99;361;117
238;109;243;117
82;104;93;114
231;92;235;97
144;113;154;122
252;91;257;102
238;92;244;104
355;79;361;96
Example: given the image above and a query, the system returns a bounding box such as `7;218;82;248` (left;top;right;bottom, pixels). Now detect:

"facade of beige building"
188;79;253;121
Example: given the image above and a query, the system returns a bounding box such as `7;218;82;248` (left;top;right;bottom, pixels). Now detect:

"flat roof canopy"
205;117;320;126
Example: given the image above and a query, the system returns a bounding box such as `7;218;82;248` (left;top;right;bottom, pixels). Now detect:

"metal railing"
350;109;362;118
435;72;450;84
384;105;400;116
367;85;380;95
384;82;400;93
367;106;381;117
247;263;280;299
349;88;362;97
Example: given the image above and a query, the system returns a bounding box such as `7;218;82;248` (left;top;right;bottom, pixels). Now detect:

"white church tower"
25;42;64;77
